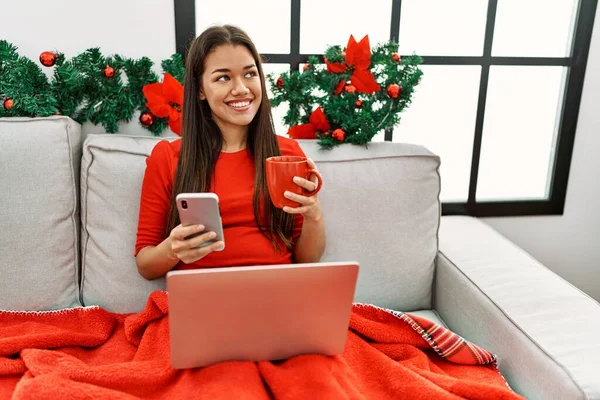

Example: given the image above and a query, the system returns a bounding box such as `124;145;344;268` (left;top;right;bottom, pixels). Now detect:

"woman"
135;25;325;280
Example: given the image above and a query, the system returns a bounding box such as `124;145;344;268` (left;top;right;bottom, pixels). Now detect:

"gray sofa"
1;116;599;399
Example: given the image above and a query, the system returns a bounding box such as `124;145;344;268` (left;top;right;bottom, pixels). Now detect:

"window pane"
399;0;488;56
477;66;566;201
264;64;292;136
300;0;391;54
196;0;291;54
492;0;577;57
393;66;481;202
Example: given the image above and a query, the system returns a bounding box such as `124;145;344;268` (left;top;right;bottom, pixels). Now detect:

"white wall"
483;4;600;301
1;0;175;76
3;0;599;300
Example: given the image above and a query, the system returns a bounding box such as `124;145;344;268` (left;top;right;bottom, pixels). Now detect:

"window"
174;0;597;217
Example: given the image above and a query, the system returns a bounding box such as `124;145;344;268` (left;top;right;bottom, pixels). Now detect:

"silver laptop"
166;261;359;369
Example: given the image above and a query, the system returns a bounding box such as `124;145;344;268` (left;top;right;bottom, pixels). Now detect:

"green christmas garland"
0;40;184;135
1;36;423;147
267;35;423;149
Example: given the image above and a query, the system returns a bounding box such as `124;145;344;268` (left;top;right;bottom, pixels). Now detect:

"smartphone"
176;193;225;251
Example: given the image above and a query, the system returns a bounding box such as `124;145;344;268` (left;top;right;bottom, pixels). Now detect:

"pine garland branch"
268;37;423;149
0;40;57;118
0;40;184;136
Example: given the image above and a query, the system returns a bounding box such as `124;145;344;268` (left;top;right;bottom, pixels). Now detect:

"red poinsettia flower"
325;35;381;95
288;106;331;139
142;73;184;135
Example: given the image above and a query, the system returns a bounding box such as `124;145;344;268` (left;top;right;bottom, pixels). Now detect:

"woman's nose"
231;78;249;96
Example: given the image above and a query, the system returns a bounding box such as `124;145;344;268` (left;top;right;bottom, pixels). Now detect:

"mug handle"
306;169;323;196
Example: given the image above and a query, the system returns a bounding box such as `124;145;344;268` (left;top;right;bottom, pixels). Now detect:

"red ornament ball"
104;65;115;78
386;84;402;99
355;99;362;108
276;76;284;88
344;85;356;93
392;52;401;62
39;51;58;67
332;128;345;141
139;112;154;127
3;98;14;109
303;64;310;71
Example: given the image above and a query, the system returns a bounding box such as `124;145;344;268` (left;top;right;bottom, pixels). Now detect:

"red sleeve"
134;140;174;256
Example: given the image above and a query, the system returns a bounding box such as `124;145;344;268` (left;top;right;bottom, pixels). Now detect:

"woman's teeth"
228;100;250;108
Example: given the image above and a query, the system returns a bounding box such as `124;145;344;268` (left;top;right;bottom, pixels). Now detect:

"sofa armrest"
435;216;600;400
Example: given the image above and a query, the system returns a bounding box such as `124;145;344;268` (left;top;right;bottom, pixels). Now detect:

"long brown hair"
165;25;295;252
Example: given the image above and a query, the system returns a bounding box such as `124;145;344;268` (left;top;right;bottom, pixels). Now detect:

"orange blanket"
0;291;523;399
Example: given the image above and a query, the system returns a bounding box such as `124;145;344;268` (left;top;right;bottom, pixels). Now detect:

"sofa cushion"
81;135;440;313
0;116;81;310
409;310;447;328
300;140;440;310
80;135;170;313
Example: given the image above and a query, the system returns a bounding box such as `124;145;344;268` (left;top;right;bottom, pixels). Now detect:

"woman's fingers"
188;230;218;249
284;190;316;205
293;176;317;191
171;224;205;241
178;241;224;263
283;205;310;214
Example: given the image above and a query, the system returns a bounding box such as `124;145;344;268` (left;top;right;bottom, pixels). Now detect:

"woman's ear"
199;89;206;101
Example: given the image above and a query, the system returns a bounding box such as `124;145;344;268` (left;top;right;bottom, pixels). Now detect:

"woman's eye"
217;75;229;82
245;71;257;78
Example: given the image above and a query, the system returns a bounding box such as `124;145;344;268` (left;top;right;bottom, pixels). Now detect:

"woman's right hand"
167;224;224;264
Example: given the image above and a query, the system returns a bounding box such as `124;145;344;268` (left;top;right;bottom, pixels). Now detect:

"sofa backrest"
0;117;441;313
0;116;81;310
80;134;441;313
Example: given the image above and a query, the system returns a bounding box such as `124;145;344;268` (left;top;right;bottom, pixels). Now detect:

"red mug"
265;156;323;209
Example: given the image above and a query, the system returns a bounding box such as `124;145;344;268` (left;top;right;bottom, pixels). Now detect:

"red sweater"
135;135;305;270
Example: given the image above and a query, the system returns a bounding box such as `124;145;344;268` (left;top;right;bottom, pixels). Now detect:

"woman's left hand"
282;158;322;222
